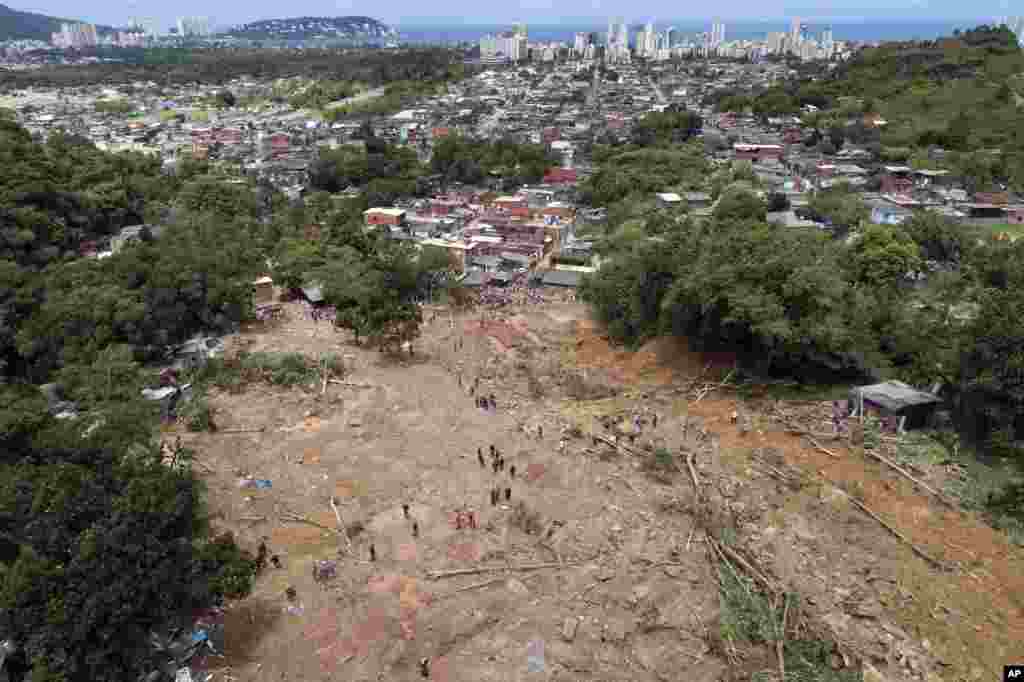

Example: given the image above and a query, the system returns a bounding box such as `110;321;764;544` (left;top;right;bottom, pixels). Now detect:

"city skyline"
4;1;1016;33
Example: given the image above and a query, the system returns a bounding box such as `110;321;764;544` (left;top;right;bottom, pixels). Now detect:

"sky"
12;0;1013;30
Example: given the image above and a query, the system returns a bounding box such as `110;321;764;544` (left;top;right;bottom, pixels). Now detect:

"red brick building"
543;168;577;184
363;208;407;227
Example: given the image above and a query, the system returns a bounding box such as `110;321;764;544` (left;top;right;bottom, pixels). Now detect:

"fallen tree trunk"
426;561;581;580
861;448;957;509
835;489;947;570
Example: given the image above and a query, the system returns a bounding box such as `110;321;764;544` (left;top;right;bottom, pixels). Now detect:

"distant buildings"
605;18;630;63
176;17;211;38
128;17;161;37
1005;17;1024;46
710;21;726;48
479;23;527;63
790;18;803;48
51;23;98;48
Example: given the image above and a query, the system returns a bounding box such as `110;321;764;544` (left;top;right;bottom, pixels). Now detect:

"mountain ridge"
223;15;395;40
0;2;114;41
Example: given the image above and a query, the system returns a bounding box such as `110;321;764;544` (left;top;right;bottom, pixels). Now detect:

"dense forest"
0;47;467;89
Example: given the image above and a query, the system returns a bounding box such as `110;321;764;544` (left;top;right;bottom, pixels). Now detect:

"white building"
51;23;98;48
574;32;588;55
710;21;726;47
821;27;835;57
1006;16;1024;46
176;17;210;38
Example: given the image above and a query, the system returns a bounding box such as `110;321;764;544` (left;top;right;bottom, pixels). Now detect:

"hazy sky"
15;0;1011;30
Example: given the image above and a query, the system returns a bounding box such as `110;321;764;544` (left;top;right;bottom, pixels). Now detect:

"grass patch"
734;380;854;403
642;447;678;483
717;573;860;682
189;352;344;392
783;638;861;682
717;567;777;645
181;395;216;432
891;430;1024;545
963;222;1024;242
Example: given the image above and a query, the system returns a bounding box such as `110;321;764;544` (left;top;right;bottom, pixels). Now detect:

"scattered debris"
237;478;272;489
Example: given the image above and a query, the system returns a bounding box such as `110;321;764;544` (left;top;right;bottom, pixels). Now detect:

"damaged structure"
848;380;942;430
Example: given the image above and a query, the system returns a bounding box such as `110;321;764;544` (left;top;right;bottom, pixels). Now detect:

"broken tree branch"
280;511;338;535
328;380;374;388
686;451;701;497
426;561;582;580
707;533;750;597
438;577;507;598
860;448;957;509
835;489;947;570
803;434;839;458
216;427;267;434
330;497;352;553
593;433;644;458
716;540;775;593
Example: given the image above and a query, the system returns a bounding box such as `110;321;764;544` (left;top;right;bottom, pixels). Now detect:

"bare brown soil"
179;299;1023;682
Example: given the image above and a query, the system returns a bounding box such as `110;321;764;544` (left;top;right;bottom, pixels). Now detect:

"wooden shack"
848;381;941;431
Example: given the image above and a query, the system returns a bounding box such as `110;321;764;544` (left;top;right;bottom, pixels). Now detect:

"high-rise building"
710;21;726;47
664;26;676;49
767;32;785;54
52;22;99;48
604;18;631;63
574;32;587;55
789;18;802;50
480;34;498;58
176;17;210;38
821;27;835;57
641;21;656;57
1007;16;1024;46
129;17;159;37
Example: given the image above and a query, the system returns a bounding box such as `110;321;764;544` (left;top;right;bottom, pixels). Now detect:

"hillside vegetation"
0;2;113;41
741;25;1024;190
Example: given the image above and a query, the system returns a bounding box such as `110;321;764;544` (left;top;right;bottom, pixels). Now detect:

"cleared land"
177;297;1024;682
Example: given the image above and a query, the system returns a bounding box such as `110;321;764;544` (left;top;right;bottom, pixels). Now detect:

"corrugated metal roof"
850;381;940;413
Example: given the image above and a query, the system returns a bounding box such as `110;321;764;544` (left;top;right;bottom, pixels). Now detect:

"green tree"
846;223;922;288
901;212;964;263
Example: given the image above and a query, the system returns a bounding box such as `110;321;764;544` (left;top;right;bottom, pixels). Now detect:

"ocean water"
396;20;985;45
